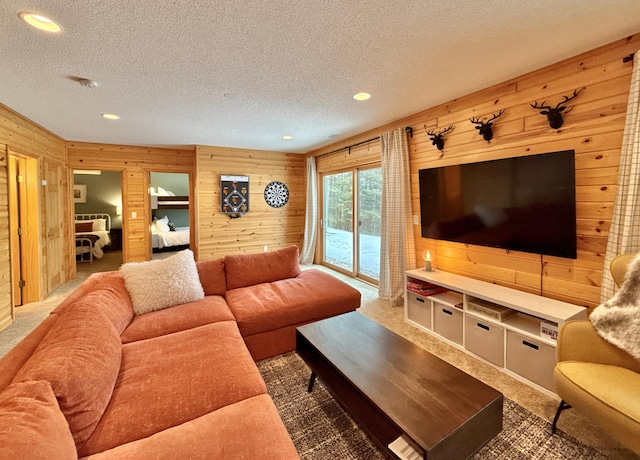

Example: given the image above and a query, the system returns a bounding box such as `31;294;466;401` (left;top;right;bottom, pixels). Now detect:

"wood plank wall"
0;103;68;331
196;145;305;260
309;34;640;310
67;142;195;262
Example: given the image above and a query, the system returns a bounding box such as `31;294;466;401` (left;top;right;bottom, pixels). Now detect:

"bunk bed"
151;193;190;251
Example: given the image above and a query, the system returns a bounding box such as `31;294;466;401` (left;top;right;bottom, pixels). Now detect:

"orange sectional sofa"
0;246;361;458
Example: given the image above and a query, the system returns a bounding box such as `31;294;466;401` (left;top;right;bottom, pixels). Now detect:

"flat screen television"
419;150;577;259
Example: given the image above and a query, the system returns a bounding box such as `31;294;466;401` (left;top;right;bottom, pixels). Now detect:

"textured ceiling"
2;1;640;154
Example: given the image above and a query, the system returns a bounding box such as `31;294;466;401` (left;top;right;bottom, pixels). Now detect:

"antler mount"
425;125;453;151
531;87;585;129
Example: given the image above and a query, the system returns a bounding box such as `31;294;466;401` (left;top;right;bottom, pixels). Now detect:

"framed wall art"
73;184;87;203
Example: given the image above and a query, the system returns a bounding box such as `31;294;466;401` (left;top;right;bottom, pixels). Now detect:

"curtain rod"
314;126;413;159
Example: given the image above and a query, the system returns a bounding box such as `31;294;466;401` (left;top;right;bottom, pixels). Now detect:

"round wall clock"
264;181;289;208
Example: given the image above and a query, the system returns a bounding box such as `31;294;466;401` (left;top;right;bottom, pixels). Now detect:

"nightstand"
109;228;122;251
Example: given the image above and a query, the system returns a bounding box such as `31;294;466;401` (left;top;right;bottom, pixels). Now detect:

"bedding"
152;224;190;249
75;215;112;259
76;231;110;258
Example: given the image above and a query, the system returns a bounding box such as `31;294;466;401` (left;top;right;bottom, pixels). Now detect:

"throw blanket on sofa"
591;253;640;361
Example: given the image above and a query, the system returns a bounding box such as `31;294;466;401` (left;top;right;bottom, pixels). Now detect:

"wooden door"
8;154;40;305
44;160;64;293
8;156;22;308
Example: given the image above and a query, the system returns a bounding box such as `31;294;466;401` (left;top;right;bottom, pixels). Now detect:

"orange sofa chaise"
0;246;361;458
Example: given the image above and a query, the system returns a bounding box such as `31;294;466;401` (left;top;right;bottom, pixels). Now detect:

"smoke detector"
78;78;98;88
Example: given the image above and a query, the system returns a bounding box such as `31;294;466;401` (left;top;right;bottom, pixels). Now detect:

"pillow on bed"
155;215;170;233
156;220;170;233
75;222;93;232
120;249;205;315
92;218;107;231
157;186;171;196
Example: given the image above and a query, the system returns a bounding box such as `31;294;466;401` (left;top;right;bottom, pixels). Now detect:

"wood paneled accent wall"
67;142;196;262
196;145;305;260
315;141;381;172
0;103;68;332
310;34;640;309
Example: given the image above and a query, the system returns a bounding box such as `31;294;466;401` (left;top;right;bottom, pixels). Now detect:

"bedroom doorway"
73;170;123;273
150;172;191;260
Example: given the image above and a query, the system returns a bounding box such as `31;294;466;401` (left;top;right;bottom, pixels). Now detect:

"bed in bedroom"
151;215;190;252
150;191;190;252
75;213;112;262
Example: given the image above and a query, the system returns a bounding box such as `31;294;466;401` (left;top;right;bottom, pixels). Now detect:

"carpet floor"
257;351;608;460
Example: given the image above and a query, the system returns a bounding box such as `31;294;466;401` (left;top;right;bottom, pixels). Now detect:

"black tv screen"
419;150;577;259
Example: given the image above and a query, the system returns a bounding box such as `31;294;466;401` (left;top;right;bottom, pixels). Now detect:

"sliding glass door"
322;167;381;283
323;171;353;272
357;167;381;281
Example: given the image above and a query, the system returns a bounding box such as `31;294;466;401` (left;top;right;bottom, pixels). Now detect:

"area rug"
257;352;608;460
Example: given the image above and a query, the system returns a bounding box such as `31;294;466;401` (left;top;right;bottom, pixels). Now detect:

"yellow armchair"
552;254;640;454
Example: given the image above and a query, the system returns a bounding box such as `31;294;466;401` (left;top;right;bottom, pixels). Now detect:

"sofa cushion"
81;395;299;460
120;295;235;343
225;245;301;290
55;271;134;335
120;249;205;315
225;269;361;337
53;272;120;317
196;257;227;296
13;304;122;451
80;320;267;456
0;380;77;460
0;314;59;393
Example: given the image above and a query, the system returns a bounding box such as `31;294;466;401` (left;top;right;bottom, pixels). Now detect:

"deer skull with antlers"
470;109;505;141
425;125;454;150
531;87;585;129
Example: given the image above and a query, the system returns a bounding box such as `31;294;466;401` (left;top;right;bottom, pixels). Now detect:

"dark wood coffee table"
296;312;502;459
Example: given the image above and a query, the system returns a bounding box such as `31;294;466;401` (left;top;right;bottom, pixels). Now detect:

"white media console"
404;269;587;396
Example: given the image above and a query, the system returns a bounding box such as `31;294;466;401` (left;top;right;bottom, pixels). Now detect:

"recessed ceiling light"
353;92;371;101
19;12;61;32
282;135;293;140
102;113;120;120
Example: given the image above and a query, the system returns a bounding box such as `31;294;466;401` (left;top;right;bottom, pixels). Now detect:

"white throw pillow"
92;218;107;231
120;249;205;315
155;216;170;233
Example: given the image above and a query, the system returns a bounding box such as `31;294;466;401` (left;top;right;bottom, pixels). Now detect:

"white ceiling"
2;1;640;154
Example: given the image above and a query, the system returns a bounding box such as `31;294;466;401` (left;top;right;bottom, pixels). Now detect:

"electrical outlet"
413;215;420;225
131;211;137;219
264;245;268;252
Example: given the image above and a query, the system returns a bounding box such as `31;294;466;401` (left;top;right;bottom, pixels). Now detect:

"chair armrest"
557;320;640;373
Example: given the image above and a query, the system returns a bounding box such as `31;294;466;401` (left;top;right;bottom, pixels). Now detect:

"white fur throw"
120;249;205;315
591;253;640;361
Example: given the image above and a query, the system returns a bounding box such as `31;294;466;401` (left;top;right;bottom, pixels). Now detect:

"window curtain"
300;156;318;265
601;50;640;301
379;128;417;306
